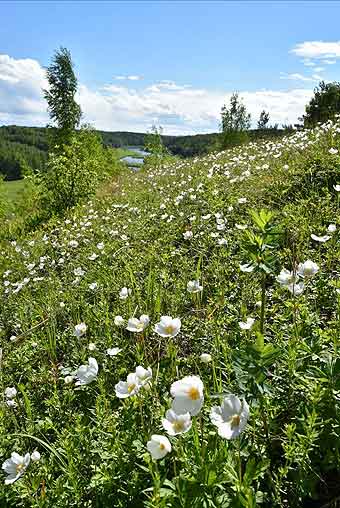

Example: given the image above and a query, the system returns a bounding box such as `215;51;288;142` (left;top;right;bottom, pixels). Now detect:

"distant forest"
0;124;291;180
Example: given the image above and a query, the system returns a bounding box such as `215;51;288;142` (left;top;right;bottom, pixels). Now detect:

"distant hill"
0;124;290;180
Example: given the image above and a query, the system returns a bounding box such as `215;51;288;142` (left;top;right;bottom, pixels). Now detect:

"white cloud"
280;72;321;83
322;59;336;65
114;75;142;81
292;41;340;59
0;53;314;135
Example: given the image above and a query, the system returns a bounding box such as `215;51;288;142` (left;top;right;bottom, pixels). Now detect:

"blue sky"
1;1;340;134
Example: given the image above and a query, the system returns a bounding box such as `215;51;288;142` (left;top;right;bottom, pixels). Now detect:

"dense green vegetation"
1;117;340;507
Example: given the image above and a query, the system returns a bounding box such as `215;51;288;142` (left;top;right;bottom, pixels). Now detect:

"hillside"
1;119;340;507
0;125;291;180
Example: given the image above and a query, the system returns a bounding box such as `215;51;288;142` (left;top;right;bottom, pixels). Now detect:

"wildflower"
74;323;87;337
126;315;150;332
200;353;212;363
119;287;131;300
328;224;337;233
170;375;204;416
240;263;255;272
239;317;255;330
88;342;96;351
96;242;104;250
88;253;98;261
2;452;30;484
106;347;122;356
115;373;140;398
155;316;181;338
135;366;152;386
287;281;305;296
162;409;192;436
75;358;98;386
183;230;193;240
311;234;331;243
238;197;247;204
30;451;41;463
210;394;249;439
277;268;298;286
64;375;74;384
114;315;125;326
74;267;85;277
187;280;203;293
333;184;340;192
297;260;319;278
147;435;171;460
59;302;65;308
4;387;17;399
329;147;338;155
89;282;98;290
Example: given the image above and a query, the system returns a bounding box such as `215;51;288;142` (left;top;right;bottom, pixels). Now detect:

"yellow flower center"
159;443;165;450
164;325;174;334
188;387;200;400
128;383;136;393
173;421;185;432
16;464;24;473
231;414;241;429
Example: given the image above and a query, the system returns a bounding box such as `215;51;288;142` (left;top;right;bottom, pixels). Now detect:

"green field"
1;121;340;507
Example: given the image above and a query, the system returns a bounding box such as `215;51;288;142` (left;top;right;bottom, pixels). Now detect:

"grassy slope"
0;121;340;507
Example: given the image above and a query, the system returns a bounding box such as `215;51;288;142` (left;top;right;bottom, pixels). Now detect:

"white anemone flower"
135;366;152;386
277;269;297;286
333;184;340;192
210;394;249;439
75;357;98;386
240;263;255;273
30;451;41;462
200;353;212;363
126;315;150;332
162;409;192;436
74;323;87;337
119;287;131;300
106;347;122;356
170;375;204;416
147;435;171;460
287;281;305;296
155;316;181;337
183;230;193;240
2;452;30;484
187;280;203;293
114;315;125;326
115;373;140;398
311;234;331;243
239;317;255;330
297;260;319;278
4;387;17;399
328;224;337;233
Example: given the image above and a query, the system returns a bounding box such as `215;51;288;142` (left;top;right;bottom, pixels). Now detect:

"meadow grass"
0;119;340;507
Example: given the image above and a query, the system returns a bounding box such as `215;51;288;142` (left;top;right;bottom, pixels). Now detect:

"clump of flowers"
75;357;98;386
126;314;149;332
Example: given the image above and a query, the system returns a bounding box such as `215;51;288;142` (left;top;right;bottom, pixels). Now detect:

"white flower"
4;387;17;399
187;280;203;293
89;282;98;290
119;287;131;300
88;253;98;261
170;375;204;416
238;197;247;204
96;242;104;250
30;451;41;462
200;353;212;364
277;268;297;286
155;316;181;338
235;224;248;230
287;281;305;296
88;342;96;351
69;240;79;248
328;224;337;233
75;358;98;386
240;263;255;273
74;267;85;277
126;315;150;333
210;394;249;439
162;409;192;436
106;347;122;356
239;317;255;330
59;301;65;308
2;452;30;484
74;323;87;337
6;400;17;408
334;184;340;192
297;260;319;278
147;435;171;460
183;230;193;240
135;366;152;386
329;147;338;154
115;373;140;398
64;375;74;384
114;315;125;326
311;234;331;243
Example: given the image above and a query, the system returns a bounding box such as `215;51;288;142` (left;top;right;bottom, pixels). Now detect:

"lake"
120;147;149;171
